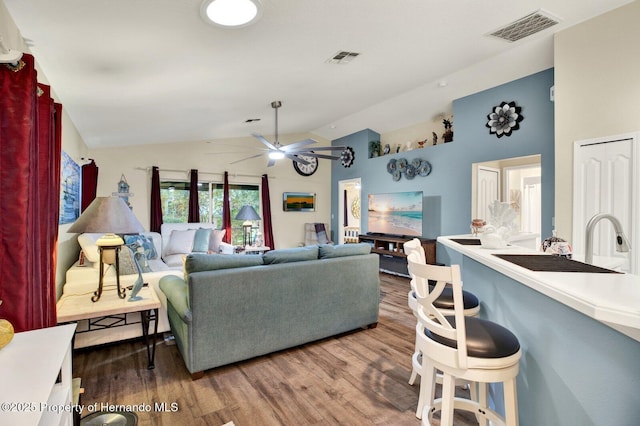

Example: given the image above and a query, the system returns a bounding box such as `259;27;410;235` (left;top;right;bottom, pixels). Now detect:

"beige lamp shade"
68;196;144;235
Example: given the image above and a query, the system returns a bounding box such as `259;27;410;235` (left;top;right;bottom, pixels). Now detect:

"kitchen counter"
436;235;640;425
439;235;640;341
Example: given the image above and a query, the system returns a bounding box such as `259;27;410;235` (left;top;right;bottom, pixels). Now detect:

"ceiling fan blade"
229;152;266;165
251;133;278;151
301;152;340;160
282;138;317;152
267;158;276;167
285;153;310;165
294;146;347;152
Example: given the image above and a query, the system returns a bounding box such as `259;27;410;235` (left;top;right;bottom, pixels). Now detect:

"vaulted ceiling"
4;0;632;148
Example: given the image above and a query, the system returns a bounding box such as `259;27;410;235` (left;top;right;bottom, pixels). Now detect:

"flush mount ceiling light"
201;0;262;28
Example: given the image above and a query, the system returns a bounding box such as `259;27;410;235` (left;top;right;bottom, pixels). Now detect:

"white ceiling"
3;0;632;148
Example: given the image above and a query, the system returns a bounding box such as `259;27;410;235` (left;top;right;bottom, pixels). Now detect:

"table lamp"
68;196;144;302
235;205;261;247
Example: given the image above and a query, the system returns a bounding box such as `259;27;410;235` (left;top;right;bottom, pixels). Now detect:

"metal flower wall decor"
486;101;524;138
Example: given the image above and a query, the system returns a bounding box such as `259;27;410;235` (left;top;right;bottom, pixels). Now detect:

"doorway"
337;178;362;244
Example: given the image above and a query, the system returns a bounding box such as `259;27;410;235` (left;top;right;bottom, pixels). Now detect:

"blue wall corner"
331;68;555;242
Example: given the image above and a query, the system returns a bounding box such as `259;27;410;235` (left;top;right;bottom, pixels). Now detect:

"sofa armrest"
159;275;192;324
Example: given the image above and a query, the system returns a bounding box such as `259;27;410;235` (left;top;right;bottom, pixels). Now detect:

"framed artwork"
283;192;316;212
59;151;81;224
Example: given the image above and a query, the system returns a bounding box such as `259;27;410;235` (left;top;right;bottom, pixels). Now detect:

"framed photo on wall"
283;192;316;212
59;151;81;224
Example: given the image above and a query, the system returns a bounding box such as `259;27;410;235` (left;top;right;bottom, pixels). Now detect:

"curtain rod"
134;167;268;180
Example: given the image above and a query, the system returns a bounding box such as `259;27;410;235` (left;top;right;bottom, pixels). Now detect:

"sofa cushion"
208;229;226;253
185;253;264;274
165;229;196;256
124;234;158;259
159;275;192;324
193;228;212;253
262;246;319;264
318;243;371;259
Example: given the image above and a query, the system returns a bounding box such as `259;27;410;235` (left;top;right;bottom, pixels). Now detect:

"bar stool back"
408;253;521;426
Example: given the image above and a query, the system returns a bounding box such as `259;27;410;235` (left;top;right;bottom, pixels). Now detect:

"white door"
477;166;500;222
521;175;541;235
573;135;636;273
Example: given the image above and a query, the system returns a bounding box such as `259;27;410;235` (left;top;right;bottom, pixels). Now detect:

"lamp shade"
235;205;261;221
68;196;144;234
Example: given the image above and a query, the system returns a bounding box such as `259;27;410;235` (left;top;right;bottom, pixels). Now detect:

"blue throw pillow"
124;234;158;259
193;228;212;253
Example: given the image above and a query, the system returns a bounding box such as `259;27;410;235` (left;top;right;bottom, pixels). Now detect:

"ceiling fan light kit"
231;101;349;172
201;0;262;28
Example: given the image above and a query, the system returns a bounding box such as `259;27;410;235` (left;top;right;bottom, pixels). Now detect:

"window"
160;180;260;246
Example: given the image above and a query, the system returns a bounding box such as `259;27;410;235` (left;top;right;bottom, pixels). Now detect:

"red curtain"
0;54;60;332
150;166;163;233
261;174;275;249
222;171;231;244
81;159;98;212
188;169;200;223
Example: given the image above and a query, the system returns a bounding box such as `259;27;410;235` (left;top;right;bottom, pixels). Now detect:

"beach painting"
368;191;423;236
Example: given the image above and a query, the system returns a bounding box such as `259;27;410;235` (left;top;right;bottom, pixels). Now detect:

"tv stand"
359;234;436;277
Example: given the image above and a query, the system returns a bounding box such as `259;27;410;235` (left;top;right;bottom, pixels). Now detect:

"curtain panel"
261;174;275;249
81;159;98;212
222;171;231;244
188;169;200;223
0;54;60;332
150;166;163;233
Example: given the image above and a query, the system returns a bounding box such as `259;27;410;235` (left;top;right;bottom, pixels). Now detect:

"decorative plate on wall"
486;101;524;138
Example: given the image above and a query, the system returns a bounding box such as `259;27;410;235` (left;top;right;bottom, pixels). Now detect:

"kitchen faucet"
584;213;630;265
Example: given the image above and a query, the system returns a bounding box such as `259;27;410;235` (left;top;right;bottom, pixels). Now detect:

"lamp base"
92;245;126;302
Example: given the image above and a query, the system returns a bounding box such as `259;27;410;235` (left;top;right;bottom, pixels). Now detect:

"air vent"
489;9;561;42
326;50;360;64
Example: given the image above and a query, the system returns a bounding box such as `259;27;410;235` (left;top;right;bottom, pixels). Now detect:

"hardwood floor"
73;273;478;425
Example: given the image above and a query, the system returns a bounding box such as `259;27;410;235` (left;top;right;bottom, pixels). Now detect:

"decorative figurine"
442;118;454;143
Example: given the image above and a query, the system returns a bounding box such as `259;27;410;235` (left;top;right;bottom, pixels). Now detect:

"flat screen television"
367;191;423;237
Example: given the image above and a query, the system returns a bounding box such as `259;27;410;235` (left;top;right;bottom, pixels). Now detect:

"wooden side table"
57;286;160;369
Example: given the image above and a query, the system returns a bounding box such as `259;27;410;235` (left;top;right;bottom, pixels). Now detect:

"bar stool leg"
440;373;456;426
504;378;519;426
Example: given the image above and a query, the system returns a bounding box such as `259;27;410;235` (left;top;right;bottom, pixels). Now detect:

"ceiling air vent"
489;9;561;42
326;50;360;64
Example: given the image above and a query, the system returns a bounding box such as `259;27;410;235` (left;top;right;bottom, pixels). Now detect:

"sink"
493;254;621;273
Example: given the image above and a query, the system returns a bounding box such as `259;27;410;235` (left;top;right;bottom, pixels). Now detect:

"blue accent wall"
331;69;555;243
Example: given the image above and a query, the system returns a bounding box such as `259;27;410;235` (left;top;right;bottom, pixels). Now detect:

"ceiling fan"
231;101;346;167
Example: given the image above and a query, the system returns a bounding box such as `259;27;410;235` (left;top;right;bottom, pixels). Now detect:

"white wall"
88;133;333;249
554;1;640;242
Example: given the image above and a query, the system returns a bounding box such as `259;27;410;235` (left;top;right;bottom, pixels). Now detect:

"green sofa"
159;244;380;379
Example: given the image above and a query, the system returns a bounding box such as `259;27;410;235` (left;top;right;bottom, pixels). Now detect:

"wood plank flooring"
73;273;478;425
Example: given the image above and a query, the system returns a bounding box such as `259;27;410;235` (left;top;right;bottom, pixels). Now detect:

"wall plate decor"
340;147;355;168
387;158;432;181
486;101;524;138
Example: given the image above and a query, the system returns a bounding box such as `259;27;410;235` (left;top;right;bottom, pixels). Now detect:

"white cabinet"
573;133;638;273
0;324;76;425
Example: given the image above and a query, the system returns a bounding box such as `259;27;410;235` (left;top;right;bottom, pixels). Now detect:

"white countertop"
438;235;640;341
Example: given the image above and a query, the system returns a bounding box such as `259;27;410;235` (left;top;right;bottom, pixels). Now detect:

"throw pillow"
315;223;330;244
208;229;226;253
193;228;212;253
124;234;158;259
118;246;138;275
318;243;371;259
262;246;319;264
165;229;196;256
